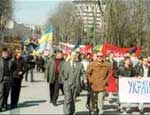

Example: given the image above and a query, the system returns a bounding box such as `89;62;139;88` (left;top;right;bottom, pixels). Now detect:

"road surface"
1;72;150;114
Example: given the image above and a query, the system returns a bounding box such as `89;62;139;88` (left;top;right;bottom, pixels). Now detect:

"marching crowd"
44;49;150;115
0;47;150;115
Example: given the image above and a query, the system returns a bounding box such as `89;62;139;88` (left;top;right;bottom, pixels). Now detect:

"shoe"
11;105;17;109
116;106;122;112
122;111;127;114
0;108;2;112
126;109;132;114
99;111;103;115
109;100;113;104
3;104;9;110
89;111;94;115
116;108;120;112
139;110;144;114
116;104;121;111
86;104;89;109
52;102;57;106
61;92;64;95
68;113;74;115
120;108;126;113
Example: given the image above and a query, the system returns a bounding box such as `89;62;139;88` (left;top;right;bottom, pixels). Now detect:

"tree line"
47;0;150;56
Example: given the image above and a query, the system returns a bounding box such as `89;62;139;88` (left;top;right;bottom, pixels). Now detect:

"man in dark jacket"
115;56;137;114
0;48;15;111
36;54;45;72
24;52;35;82
134;57;150;114
135;57;150;77
134;56;143;70
45;50;64;106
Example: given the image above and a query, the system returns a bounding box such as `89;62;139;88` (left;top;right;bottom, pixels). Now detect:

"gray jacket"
44;58;64;83
60;61;85;94
0;57;14;82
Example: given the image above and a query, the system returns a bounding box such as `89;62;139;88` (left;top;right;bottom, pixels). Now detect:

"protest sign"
119;77;150;103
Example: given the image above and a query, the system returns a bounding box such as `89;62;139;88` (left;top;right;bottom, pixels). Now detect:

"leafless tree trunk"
0;0;12;42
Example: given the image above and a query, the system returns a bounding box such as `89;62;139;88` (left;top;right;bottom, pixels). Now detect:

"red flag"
80;45;93;55
102;42;141;57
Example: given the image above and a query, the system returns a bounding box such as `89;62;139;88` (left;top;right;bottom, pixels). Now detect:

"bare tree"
46;1;83;44
97;0;150;55
47;0;150;55
0;0;12;42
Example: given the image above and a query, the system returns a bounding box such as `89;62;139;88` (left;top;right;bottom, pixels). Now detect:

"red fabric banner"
106;70;118;92
102;42;141;57
80;45;93;55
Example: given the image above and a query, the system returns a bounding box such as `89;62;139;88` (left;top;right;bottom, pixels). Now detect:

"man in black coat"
24;52;35;82
0;48;15;112
134;57;150;114
115;56;137;114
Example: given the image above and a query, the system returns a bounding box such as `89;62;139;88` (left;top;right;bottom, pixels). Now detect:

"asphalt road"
1;72;150;115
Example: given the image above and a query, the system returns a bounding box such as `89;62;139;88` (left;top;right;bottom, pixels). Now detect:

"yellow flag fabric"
32;50;42;56
24;38;30;45
39;33;53;44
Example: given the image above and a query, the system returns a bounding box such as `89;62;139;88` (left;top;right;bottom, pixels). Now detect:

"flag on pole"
93;42;103;52
38;27;53;44
33;27;54;55
72;41;81;51
24;38;30;45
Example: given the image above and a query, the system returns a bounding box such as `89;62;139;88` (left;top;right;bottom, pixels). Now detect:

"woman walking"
11;50;28;108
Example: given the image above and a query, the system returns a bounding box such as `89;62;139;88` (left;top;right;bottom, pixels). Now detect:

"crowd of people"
44;49;150;115
0;47;150;115
0;47;46;112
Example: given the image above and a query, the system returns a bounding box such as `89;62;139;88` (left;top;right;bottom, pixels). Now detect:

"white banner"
119;77;150;103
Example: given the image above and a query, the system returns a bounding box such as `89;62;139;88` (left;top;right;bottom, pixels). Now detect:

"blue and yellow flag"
93;42;103;52
72;41;81;51
33;27;53;55
39;27;53;44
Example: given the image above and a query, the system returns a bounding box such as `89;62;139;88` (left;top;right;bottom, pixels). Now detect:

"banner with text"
102;42;141;57
119;77;150;103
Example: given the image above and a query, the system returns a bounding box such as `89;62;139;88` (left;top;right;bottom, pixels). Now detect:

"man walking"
0;48;14;111
135;57;150;114
115;56;137;114
86;52;111;115
45;50;64;106
24;52;35;82
61;52;85;115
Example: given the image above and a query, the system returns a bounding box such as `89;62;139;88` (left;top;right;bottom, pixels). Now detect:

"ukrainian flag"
39;27;53;44
24;38;30;45
93;42;103;52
